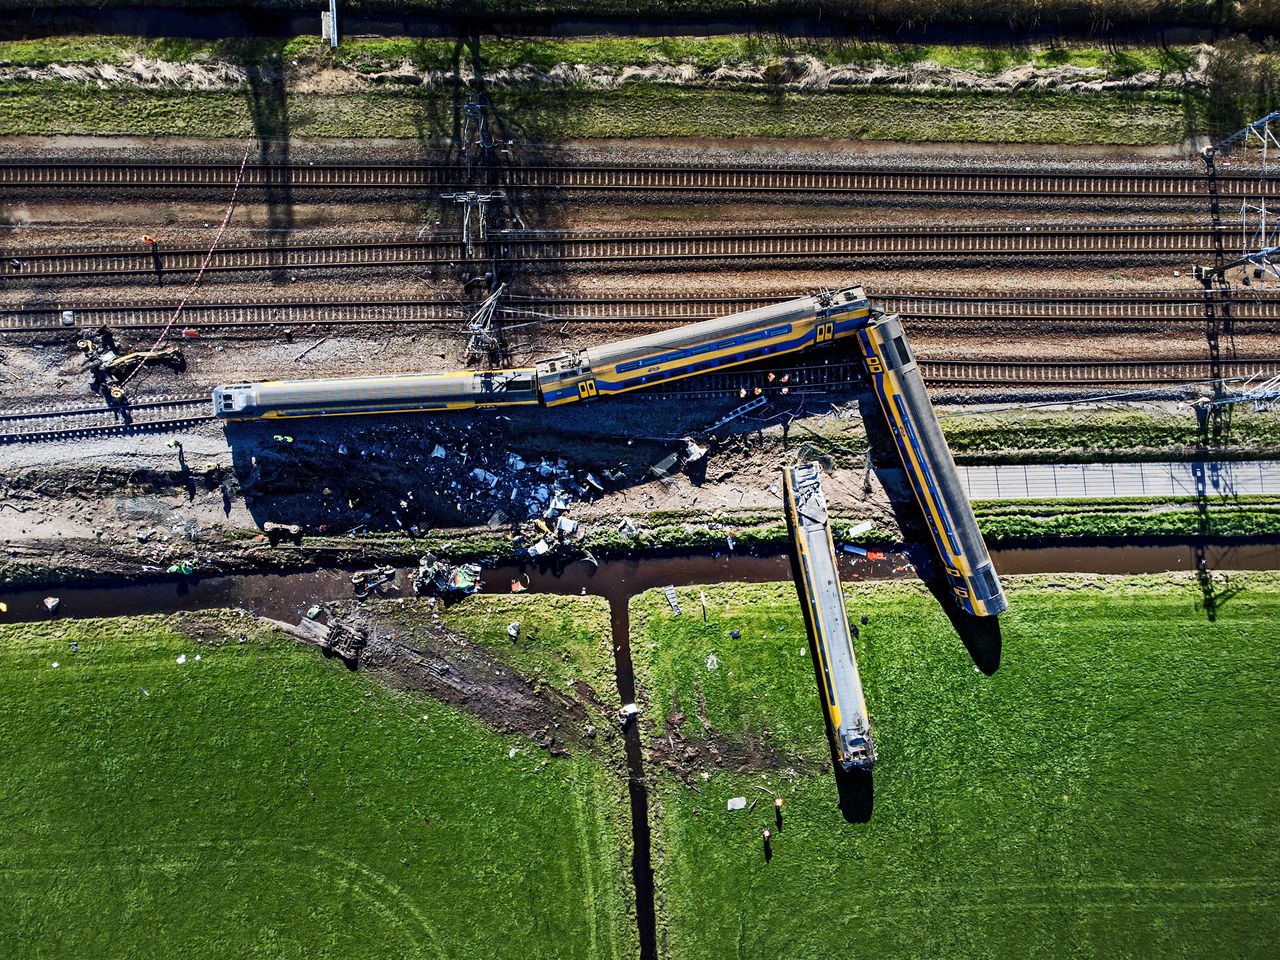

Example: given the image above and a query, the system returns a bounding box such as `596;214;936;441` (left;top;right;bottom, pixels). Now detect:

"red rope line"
119;138;255;388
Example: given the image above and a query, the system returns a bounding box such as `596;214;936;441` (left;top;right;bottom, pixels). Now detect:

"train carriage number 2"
577;380;598;399
815;322;835;344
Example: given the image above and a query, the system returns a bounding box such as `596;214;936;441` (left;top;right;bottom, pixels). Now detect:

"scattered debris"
706;395;767;433
663;586;682;615
352;565;397;598
649;452;679;478
618;702;640;726
507;621;521;640
43;597;60;613
412;555;482;596
705;653;720;671
727;796;747;811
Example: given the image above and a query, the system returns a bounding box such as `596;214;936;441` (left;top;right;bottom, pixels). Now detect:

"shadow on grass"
856;391;1003;674
833;765;873;823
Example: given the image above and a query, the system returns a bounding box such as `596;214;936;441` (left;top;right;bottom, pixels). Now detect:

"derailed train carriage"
213;286;870;419
784;462;876;771
855;313;1007;617
212;286;1005;618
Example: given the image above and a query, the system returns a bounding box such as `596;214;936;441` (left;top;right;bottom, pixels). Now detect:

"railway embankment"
0;34;1226;146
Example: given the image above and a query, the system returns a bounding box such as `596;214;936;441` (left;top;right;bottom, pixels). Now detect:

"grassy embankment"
0;596;635;960
630;575;1280;959
4;491;1277;589
796;406;1280;467
0;0;1273;31
0;35;1200;143
0;34;1199;76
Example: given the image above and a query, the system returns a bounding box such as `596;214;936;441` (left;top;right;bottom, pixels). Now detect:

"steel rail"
2;161;1276;200
0;396;213;444
0;225;1236;280
5;290;1280;334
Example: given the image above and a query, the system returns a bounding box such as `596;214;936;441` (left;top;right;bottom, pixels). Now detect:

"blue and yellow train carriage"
536;286;870;406
856;313;1007;617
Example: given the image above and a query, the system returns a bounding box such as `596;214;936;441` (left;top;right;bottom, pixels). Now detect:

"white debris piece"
176;654;187;665
847;520;874;537
528;538;552;557
726;796;747;811
51;661;59;669
507;621;521;639
506;453;526;470
43;597;60;613
508;747;519;759
555;516;579;537
431;444;446;459
705;653;720;671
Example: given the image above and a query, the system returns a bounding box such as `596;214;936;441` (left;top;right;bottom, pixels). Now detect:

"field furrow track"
0;226;1229;280
5;290;1277;335
1;161;1274;201
0;396;213;444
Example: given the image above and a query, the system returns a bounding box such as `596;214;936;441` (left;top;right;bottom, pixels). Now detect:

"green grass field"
0;600;634;960
0;82;1193;144
631;575;1280;960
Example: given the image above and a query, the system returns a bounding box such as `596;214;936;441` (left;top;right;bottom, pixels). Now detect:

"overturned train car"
784;462;876;771
856;313;1007;617
213;286;870;420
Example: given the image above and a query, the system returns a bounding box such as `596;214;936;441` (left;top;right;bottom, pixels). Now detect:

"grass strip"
0;82;1194;144
0;609;634;960
631;575;1280;960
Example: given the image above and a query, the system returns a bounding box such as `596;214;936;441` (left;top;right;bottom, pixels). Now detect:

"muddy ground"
3;136;1273;585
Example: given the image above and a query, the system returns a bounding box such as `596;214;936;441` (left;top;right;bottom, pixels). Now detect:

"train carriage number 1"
815;322;835;344
577;380;598;399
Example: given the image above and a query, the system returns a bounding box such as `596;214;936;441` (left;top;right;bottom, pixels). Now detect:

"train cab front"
839;727;877;771
535;351;597;406
816;285;872;337
212;384;258;420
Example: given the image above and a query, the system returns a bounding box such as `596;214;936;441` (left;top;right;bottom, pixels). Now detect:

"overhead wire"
118;137;255;389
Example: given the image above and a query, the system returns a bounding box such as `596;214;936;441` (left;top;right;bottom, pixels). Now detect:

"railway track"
0;396;213;444
5;290;1279;334
0;225;1232;280
4;358;1274;443
2;161;1275;201
672;357;1280;397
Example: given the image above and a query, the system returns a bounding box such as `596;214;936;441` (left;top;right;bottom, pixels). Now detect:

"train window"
892;334;913;365
976;566;1000;599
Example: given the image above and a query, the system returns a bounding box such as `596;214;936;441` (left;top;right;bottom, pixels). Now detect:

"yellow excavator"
78;330;185;403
